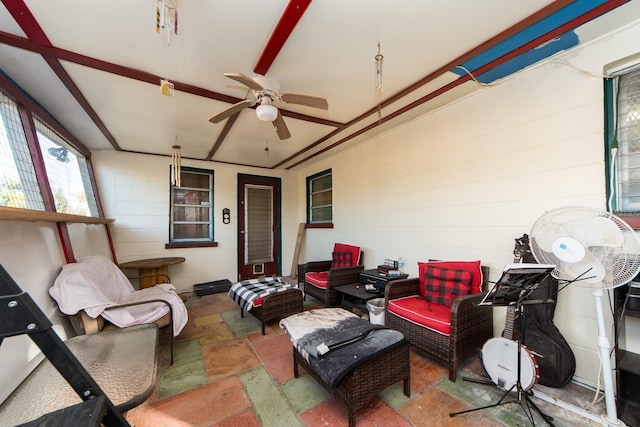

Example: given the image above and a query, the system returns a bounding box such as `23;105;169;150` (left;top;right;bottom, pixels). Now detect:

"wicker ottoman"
229;278;304;335
247;288;303;334
281;308;410;427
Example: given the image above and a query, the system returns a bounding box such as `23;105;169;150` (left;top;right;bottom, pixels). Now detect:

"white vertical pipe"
593;288;625;426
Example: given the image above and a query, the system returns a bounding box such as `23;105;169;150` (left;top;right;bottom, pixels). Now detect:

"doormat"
194;279;232;296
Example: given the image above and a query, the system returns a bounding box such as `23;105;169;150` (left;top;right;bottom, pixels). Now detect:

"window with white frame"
170;167;214;242
606;68;640;213
306;169;332;224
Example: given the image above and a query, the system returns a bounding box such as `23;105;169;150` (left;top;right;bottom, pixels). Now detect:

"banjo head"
482;337;539;391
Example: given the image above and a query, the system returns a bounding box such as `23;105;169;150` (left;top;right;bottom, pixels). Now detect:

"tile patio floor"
125;291;607;427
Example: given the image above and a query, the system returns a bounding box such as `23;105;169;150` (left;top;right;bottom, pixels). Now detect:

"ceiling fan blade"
280;93;328;110
208;100;253;123
224;73;264;92
273;111;291;140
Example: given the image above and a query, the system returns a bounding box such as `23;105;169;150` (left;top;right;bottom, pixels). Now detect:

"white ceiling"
0;1;638;170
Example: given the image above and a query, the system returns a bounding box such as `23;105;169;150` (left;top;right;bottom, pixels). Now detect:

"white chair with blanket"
49;255;188;363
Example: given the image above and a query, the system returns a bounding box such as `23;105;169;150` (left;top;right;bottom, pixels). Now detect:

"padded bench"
280;308;410;427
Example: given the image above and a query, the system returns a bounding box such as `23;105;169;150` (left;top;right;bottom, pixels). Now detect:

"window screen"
35;119;98;216
611;69;640;212
0;93;44;210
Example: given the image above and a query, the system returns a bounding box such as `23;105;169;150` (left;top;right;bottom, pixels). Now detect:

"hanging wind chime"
375;42;384;121
171;141;181;187
157;0;179;96
156;0;179;42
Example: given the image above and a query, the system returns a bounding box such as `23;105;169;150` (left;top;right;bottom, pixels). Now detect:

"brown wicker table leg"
291;338;410;427
248;289;303;335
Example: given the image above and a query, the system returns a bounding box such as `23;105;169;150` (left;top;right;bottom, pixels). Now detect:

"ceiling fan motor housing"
253;76;280;98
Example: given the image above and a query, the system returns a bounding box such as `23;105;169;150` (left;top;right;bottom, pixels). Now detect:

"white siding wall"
91;150;300;292
297;20;640;388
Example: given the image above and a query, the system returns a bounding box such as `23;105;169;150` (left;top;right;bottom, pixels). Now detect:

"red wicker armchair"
298;243;364;307
385;263;492;382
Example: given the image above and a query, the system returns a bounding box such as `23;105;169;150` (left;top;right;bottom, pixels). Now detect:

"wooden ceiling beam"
253;0;312;75
2;0;120;151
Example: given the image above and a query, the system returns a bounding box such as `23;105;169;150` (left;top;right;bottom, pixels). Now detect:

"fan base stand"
601;414;627;427
531;389;626;427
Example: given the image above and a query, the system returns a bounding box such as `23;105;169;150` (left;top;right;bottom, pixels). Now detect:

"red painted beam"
253;0;312;75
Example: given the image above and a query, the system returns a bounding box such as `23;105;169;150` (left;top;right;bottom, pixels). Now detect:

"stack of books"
378;262;399;276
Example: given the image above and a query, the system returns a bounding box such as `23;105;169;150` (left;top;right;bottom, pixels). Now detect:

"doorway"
237;174;281;281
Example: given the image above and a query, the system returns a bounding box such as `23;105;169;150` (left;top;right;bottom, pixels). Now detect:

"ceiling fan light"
256;104;278;122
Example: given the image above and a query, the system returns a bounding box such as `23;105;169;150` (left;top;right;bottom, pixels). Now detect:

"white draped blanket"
49;255;188;336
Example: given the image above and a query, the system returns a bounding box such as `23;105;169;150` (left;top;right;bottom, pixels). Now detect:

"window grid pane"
170;169;213;242
618;70;640;211
311;206;332;222
308;170;332;223
311;190;332;207
0;93;45;210
77;157;99;216
34;119;97;216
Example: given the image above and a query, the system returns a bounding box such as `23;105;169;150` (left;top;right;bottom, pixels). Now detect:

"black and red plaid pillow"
423;266;473;307
331;251;352;268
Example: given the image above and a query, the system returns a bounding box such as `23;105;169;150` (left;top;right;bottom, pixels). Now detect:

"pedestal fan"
529;206;640;427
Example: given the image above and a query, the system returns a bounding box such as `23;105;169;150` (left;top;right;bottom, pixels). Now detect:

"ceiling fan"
208;73;328;140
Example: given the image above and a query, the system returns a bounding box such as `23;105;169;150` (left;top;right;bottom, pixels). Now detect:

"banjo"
482;258;540;391
482;262;540;391
482;336;540;391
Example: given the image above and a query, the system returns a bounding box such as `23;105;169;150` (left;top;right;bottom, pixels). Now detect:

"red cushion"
331;251;352;268
333;243;360;266
423;266;473;307
305;271;329;289
387;296;452;335
418;260;482;297
253;296;265;307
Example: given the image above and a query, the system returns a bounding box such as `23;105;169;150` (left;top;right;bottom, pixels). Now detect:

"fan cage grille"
530;206;640;289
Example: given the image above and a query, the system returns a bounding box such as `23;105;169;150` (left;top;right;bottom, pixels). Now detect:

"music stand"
449;263;556;426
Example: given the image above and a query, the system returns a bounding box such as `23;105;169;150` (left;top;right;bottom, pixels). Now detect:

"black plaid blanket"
228;277;294;311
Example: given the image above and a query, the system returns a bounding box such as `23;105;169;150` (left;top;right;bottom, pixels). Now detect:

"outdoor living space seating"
279;308;410;427
385;260;492;382
298;243;364;306
48;255;188;363
228;276;303;334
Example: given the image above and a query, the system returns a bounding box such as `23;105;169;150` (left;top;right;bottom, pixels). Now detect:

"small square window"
307;169;332;224
170;167;214;242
